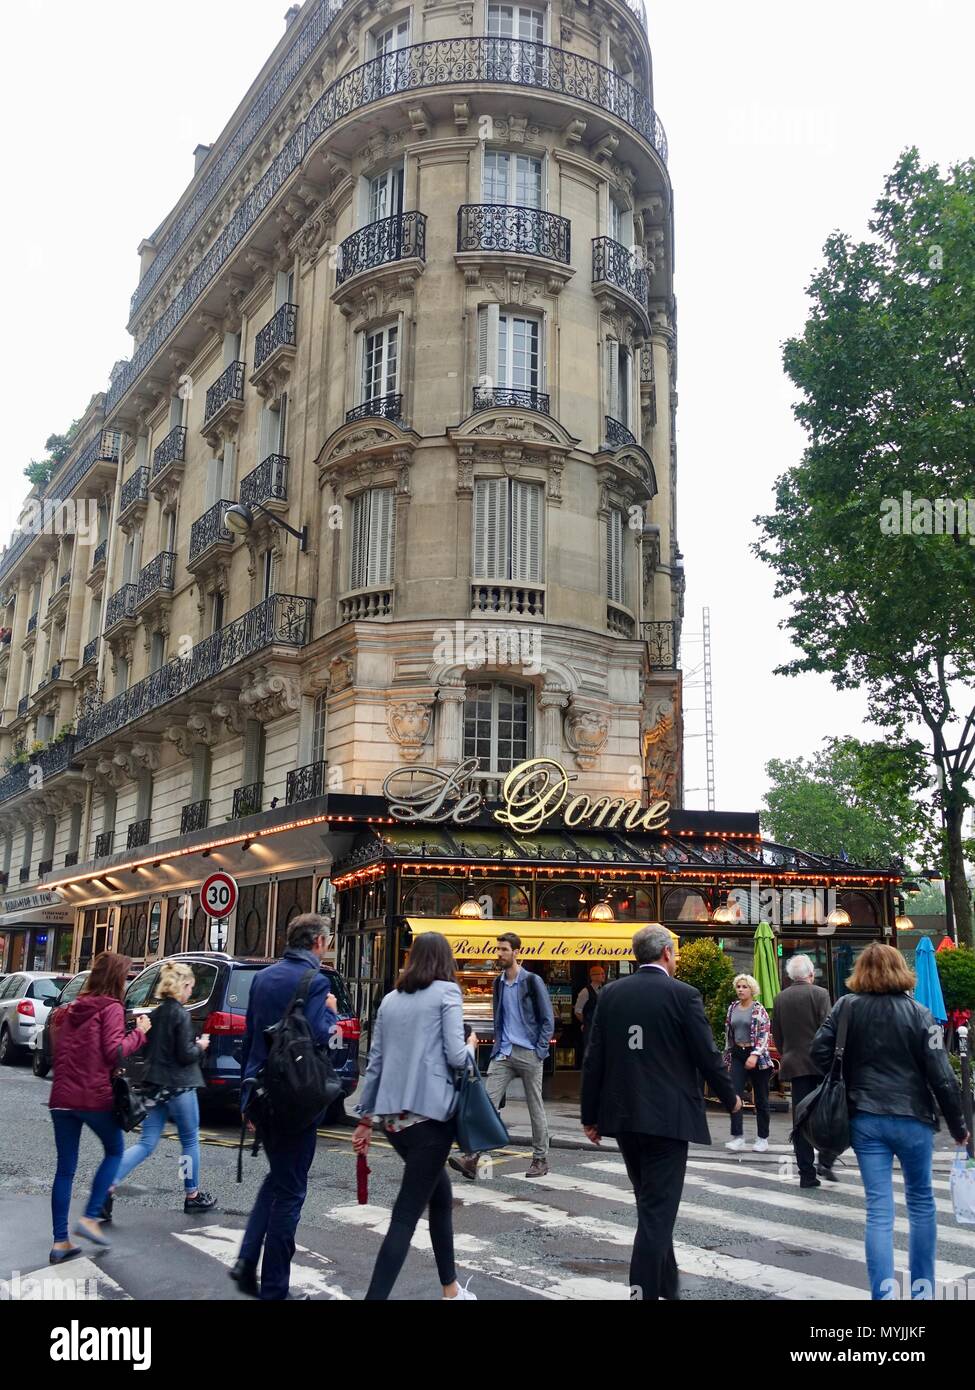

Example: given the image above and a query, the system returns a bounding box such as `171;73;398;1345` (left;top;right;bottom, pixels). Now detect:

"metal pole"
959;1025;973;1157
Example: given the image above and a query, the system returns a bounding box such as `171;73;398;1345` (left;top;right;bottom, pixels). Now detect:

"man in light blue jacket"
450;930;555;1179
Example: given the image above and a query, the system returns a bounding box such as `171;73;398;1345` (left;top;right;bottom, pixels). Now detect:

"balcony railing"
27;612;38;634
189;501;235;564
204;361;245;426
94;831;114;857
345;393;402;425
120;466;150;516
82;636;100;668
472;387;550;415
16;695;28;718
0;734;81;806
254;302;298;371
240;454;289;510
642;619;678;670
19;866;30;883
471;583;545;618
336;212;426;286
592;236;650;316
605;416;636;448
457;205;570;264
607;602;636;638
127;818;151;850
64;850;79;868
152;426;187;480
137;552;176;606
181;799;210;834
38;859;53;876
339;588;393;622
50;661;63;683
76;594;313;750
91;540;108;570
233;782;263;819
105;583;137;631
107;38;665;417
286;761;327;805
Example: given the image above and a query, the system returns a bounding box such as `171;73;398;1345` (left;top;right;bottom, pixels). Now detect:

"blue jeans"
850;1112;937;1300
238;1124;318;1300
50;1109;124;1243
114;1089;201;1192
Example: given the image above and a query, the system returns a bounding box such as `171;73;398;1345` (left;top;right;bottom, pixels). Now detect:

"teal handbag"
453;1058;510;1153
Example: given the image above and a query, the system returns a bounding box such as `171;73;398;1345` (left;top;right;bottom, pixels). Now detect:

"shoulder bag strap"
287;969;319;1015
832;994;856;1075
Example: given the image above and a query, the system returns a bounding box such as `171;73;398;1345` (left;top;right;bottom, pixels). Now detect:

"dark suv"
122;952;360;1116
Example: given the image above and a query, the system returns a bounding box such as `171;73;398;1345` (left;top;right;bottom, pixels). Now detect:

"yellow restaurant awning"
407;918;677;962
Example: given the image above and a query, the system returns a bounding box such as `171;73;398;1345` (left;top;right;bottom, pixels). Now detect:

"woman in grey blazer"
353;932;478;1300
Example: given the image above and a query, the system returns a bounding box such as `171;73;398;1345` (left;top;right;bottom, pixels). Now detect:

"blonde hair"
156;961;195;1000
733;973;761;1000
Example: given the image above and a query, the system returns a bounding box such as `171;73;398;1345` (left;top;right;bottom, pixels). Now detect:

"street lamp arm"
251;501;308;551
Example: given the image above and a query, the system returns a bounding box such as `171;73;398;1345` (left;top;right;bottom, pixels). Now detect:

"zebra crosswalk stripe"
1;1256;129;1301
173;1224;350;1299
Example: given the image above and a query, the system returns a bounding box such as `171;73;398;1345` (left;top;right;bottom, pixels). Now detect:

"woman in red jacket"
48;952;150;1264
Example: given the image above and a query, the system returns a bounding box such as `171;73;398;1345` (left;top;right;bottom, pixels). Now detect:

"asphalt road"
2;1060;974;1301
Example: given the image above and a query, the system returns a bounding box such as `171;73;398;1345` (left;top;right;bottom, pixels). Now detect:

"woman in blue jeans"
811;942;967;1300
106;961;216;1216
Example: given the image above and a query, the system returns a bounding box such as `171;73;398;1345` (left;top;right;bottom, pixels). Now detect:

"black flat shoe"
49;1245;83;1265
184;1190;217;1213
817;1164;839;1182
800;1177;821;1189
99;1192;114;1224
229;1260;260;1298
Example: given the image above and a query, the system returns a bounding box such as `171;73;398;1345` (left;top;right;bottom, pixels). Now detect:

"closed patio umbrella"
914;935;948;1023
753;920;781;1012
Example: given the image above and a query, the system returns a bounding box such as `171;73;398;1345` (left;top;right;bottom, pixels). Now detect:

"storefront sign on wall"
384;757;670;835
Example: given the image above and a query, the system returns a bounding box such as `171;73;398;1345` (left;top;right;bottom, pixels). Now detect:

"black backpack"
237;970;342;1179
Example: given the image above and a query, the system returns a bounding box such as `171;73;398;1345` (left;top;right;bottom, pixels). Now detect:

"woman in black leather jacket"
811;942;967;1300
105;961;217;1216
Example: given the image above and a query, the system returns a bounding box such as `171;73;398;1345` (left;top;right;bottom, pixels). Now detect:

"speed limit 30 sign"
201;871;239;919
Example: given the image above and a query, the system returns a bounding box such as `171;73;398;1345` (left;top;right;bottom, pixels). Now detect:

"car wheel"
32;1049;50;1078
0;1027;13;1066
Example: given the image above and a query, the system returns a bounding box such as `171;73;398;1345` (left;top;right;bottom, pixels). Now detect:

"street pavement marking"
173;1224;350;1299
328;1202;492;1253
1;1257;129;1301
448;1179;865;1299
516;1170;972;1282
686;1158;963;1218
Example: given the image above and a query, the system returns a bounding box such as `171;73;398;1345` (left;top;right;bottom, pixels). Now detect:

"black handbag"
112;1045;147;1132
792;995;856;1155
453;1058;510;1154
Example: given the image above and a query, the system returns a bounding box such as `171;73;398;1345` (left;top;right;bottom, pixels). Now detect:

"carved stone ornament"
644;701;678;803
329;655;354;694
564;705;610;771
387;700;434;762
239;667;301;722
212;700;246;736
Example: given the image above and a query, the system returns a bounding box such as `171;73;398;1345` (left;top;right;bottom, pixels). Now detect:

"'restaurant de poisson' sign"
383;757;669;835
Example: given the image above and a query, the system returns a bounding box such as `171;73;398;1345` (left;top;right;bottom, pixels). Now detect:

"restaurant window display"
164;897;185;955
475;881;531;919
539;883;590;920
402;878;462;917
663;886;709;923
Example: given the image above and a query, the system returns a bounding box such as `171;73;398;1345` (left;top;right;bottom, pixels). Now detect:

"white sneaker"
753;1137;769;1153
725;1137;746;1151
444;1277;477;1301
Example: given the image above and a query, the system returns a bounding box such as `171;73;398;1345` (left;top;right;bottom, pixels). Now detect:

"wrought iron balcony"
107;38;666;418
240;454;289;510
38;859;53;877
64;850;79;868
254;302;299;371
233;782;263;819
592;236;650;318
472;387;550;415
0;871;7;888
127;818;151;850
152;426;187;481
471;583;545;618
286;761;327;805
94;831;114;857
181;798;210;834
19;865;30;883
642;619;678;670
204;361;246;427
136;552;176;607
50;661;63;683
345;393;403;425
58;571;71;590
605;416;636;448
457;205;570;264
120;466;150;518
336;212;426;286
189;501;235;566
76;594;313;750
105;583;137;632
0;735;82;807
16;695;28;718
82;636;99;668
27;612;38;634
91;540;108;571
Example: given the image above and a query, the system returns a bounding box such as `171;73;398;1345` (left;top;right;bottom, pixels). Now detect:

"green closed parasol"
753;920;781;1012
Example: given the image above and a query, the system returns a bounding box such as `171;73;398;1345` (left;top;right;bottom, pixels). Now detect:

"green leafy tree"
935;947;975;1013
755;150;975;943
675;938;735;1045
24;420;80;490
762;735;933;866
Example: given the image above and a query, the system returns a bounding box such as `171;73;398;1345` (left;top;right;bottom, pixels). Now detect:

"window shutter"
373;487;395;586
607;509;624;604
512;481;542;582
350;493;368;589
477;305;500;387
191;745;211;803
606;340;620;421
243;720;264;786
277;393;288;453
619;347;631;428
473;478;506;579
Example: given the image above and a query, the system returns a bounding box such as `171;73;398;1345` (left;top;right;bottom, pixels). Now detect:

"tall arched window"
463;681;532;773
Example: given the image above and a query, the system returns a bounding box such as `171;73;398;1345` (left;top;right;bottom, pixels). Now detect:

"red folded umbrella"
356;1152;371;1205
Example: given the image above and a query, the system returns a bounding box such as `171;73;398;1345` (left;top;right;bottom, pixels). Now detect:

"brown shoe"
448;1154;479;1181
525;1159;549;1178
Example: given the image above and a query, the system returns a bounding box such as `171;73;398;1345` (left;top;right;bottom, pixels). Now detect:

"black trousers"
729;1046;771;1138
364;1118;457;1300
790;1073;837;1179
616;1132;688;1300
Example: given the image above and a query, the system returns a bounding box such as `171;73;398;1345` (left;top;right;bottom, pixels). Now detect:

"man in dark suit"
771;953;836;1187
581;925;740;1300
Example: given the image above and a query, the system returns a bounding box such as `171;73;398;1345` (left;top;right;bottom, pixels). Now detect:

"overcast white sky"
1;0;972;814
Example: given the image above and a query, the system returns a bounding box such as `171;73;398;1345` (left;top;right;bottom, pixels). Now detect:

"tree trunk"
946;802;973;946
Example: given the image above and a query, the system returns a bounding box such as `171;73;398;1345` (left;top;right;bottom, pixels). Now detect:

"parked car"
31;970;91;1077
121;952;361;1118
0;972;72;1065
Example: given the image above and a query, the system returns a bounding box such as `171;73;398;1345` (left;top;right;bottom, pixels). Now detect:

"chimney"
193;143;212;174
284;5;300;26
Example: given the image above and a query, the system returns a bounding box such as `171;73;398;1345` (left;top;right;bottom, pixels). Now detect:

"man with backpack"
450;931;555;1180
231;914;338;1300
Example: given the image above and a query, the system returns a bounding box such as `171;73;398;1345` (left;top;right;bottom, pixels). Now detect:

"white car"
0;972;72;1064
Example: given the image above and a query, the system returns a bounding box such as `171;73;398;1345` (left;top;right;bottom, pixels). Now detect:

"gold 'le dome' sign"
383;757;670;834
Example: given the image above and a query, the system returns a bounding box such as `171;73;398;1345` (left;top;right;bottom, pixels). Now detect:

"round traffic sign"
201;871;239;919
